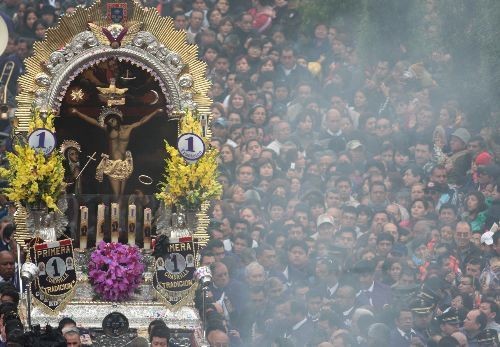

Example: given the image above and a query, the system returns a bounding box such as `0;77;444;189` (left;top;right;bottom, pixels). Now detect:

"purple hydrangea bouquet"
89;241;144;301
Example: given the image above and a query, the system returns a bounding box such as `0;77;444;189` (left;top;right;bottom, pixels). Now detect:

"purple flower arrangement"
88;241;144;301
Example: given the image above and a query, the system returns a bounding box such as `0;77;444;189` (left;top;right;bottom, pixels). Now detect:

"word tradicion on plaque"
153;236;197;306
29;239;77;312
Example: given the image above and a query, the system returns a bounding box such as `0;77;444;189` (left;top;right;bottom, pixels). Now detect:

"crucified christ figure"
70;107;163;198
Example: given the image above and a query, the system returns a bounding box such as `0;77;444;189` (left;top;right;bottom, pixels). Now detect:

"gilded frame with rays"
13;0;213;318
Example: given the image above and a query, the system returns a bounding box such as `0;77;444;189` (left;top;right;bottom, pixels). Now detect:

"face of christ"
105;114;121;130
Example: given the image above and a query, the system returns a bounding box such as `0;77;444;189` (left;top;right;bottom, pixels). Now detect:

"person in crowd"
2;1;500;345
63;327;81;347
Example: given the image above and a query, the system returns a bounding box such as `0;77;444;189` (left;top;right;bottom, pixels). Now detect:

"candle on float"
111;203;120;243
96;204;106;243
128;204;136;246
79;206;88;249
143;207;152;249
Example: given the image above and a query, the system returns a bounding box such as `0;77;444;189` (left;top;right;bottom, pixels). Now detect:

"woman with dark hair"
462;191;488;233
410;198;430;225
352;89;371;115
380;258;404;287
202;44;220;68
219;144;237;177
19;8;38;39
215;0;231;17
256;157;278;182
243;138;263;161
292;109;319;152
210;102;226;120
233;55;251;78
207;7;223;31
258;58;276;76
209;77;226;103
216;16;234;44
33;20;48;41
248;104;268;127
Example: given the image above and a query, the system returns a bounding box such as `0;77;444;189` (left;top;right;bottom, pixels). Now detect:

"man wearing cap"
346;140;366;168
477;165;500;195
313;214;335;241
448;127;472;186
410;298;435;341
211;118;228;142
439;308;461;336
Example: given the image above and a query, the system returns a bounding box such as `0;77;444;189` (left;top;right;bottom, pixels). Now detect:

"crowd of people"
1;0;500;346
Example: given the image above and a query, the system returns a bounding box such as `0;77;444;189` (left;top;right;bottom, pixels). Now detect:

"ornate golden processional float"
4;0;222;345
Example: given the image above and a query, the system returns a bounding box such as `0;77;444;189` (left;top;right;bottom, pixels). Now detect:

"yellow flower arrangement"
0;108;65;210
156;109;222;210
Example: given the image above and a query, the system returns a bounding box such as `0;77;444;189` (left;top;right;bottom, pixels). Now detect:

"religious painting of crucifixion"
55;59;177;198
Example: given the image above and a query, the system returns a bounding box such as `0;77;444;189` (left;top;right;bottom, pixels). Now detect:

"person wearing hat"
346;139;366;168
313;213;335;241
439;308;461;336
410;297;435;340
448;127;472;186
211;117;228;141
353;259;392;311
469;150;495;191
475;151;493;168
477;165;500;194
